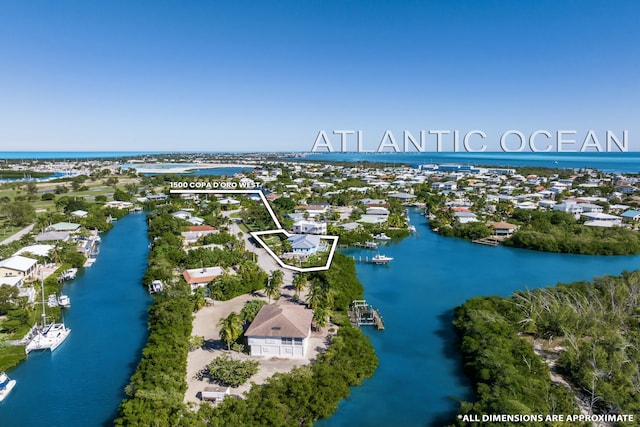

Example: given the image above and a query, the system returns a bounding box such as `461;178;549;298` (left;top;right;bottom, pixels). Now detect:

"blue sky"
0;1;638;152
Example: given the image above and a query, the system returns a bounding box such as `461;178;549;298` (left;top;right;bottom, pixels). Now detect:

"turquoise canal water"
317;209;640;427
0;213;151;426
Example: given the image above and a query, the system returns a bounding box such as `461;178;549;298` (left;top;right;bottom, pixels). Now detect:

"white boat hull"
0;373;16;402
25;324;71;354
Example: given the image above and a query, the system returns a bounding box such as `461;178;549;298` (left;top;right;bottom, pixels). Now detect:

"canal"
0;212;151;426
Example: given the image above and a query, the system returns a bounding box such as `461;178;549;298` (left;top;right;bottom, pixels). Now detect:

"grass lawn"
0;344;27;371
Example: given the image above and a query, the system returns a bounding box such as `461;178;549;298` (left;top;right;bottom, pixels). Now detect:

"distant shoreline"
127;163;258;174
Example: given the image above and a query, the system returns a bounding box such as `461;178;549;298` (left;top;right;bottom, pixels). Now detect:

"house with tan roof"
182;266;224;291
487;221;518;237
245;304;313;359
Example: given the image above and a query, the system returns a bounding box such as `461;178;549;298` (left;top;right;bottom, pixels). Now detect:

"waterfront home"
365;206;390;216
487;221;517;237
104;201;134;209
245;303;313;359
181;226;217;245
453;212;478;224
70;210;89;218
357;214;388;225
388;192;416;201
34;230;71;243
46;222;81;233
288;234;321;255
13;244;53;257
293;220;327;235
182;266;224;291
0;255;38;279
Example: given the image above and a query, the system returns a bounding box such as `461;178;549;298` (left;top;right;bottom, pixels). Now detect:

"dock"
348;300;384;330
353;241;379;250
472;237;500;246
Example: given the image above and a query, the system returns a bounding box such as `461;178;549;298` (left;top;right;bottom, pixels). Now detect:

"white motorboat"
373;233;392;241
0;372;16;402
371;254;393;264
408;225;417;233
58;294;71;308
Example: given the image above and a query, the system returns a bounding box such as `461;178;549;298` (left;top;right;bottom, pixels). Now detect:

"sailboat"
25;274;71;354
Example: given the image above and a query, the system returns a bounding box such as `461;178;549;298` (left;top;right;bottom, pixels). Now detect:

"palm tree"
292;273;307;300
313;307;330;330
263;277;279;303
306;280;323;309
270;270;284;288
217;312;243;351
192;287;206;312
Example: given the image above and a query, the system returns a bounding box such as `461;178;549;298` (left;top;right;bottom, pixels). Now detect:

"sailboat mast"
40;272;46;328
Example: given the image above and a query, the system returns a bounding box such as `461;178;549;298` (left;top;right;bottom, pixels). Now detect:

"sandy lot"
184;293;327;406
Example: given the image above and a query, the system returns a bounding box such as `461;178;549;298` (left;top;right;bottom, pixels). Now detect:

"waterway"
0;213;151;426
317;209;640;427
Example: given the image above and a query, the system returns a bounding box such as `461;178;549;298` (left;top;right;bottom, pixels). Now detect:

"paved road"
223;210;295;293
0;223;35;246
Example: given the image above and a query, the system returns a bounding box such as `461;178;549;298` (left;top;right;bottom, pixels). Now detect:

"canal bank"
0;213;152;426
317;209;640;427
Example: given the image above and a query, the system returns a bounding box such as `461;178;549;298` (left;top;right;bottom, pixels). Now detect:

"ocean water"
0;213;151;426
302;151;640;173
316;210;640;427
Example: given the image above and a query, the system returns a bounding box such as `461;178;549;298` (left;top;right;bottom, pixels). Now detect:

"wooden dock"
348;300;385;330
472;237;500;246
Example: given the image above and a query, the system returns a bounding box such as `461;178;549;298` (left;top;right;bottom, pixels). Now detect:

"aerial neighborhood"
2;154;640;423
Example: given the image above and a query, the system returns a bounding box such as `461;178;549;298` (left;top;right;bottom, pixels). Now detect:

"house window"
281;337;293;345
294;338;303;346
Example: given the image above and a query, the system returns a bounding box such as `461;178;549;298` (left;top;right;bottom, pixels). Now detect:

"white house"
578;203;604;213
454;212;478;224
245;304;313;359
0;276;36;303
292;220;327;235
0;256;38;279
554;202;583;215
581;212;622;226
365;206;390;216
288;234;321;255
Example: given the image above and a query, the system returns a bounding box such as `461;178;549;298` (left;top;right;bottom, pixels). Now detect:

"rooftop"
245;304;313;338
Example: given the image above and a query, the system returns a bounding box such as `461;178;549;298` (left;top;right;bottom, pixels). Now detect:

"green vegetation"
0;170;53;179
206;354;259;387
196;327;378;427
116;286;193;425
453;270;640;425
504;210;640;255
0;343;27;372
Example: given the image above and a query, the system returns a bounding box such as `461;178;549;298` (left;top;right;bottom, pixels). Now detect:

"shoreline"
128;163;258;174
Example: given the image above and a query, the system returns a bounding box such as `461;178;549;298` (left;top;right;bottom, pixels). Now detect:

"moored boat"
0;372;16;402
58;294;71;308
373;233;391;241
371;254;393;264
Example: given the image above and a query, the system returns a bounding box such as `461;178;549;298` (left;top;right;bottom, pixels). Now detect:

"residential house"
0;255;38;279
288;234;321;255
487;221;518;237
34;231;71;243
245;304;314;359
182;266;224;291
621;210;640;222
293;220;327;235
